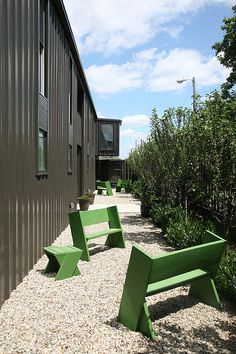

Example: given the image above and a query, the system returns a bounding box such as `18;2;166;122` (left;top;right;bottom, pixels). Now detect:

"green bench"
69;205;125;261
43;245;83;280
116;179;132;192
118;230;226;339
96;180;113;196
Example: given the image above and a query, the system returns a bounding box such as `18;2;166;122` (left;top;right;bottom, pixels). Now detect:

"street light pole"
177;77;196;112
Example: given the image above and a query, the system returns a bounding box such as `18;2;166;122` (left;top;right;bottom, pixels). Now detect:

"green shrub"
130;180;142;199
215;248;236;300
165;217;215;249
150;204;184;233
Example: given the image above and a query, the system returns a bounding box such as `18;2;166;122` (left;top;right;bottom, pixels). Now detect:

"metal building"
0;0;97;306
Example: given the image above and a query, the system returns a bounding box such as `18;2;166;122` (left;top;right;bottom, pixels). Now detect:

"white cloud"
122;115;149;127
120;129;148;158
121;129;146;139
147;48;230;92
85;63;143;94
85;47;230;95
64;0;234;54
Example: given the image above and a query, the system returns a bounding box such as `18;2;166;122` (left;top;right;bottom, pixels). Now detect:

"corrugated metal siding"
0;0;97;307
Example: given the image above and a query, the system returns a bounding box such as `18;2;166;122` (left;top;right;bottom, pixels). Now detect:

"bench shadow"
35;269;57;278
148;294;197;320
121;214;171;249
106;301;236;353
88;244;111;256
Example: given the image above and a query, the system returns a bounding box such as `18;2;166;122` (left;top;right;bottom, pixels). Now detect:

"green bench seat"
118;230;226;340
43;245;83;280
69;205;125;261
86;228;123;240
147;269;208;296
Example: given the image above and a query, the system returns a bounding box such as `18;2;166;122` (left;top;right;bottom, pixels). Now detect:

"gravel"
0;192;235;353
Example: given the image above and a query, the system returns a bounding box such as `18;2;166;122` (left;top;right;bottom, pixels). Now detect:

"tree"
213;5;236;98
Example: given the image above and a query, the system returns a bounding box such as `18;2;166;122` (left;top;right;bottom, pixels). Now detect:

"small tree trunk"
184;194;188;223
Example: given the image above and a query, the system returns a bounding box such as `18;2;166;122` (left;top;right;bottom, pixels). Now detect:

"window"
77;77;83;115
68;144;72;173
87;107;90;142
100;123;114;151
38;129;47;173
87;154;89;171
39;0;47;97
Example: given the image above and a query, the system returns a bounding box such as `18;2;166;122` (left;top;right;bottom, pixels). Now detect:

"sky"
63;0;234;159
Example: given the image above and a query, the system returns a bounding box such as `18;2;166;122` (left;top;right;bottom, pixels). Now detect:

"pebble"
0;192;235;353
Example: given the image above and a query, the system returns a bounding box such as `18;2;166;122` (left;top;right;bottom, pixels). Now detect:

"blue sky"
64;0;234;158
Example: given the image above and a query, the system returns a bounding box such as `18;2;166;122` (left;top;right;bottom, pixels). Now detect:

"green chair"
118;230;226;339
43;245;83;280
69;205;125;261
96;180;113;196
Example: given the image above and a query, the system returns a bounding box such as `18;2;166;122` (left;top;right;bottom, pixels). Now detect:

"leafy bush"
150;203;184;233
130;180;142;199
165;217;215;249
215;248;236;300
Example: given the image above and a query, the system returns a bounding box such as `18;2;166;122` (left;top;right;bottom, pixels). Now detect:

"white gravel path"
0;191;235;353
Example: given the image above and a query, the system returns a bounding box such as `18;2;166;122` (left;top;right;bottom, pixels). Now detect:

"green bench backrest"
149;234;226;283
116;179;122;187
70;205;120;228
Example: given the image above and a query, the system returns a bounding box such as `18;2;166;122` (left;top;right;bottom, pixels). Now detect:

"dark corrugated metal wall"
0;0;97;307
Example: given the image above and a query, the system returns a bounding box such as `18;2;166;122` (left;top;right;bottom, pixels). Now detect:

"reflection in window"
38;129;47;172
100;124;114;150
68;144;72;173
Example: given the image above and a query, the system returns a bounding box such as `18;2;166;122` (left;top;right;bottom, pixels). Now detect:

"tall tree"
213;5;236;98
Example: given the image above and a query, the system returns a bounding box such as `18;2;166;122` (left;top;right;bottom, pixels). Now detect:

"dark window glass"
38;129;47;172
87;154;89;171
68;144;72;173
100;124;114;150
39;0;47;97
77;78;83;114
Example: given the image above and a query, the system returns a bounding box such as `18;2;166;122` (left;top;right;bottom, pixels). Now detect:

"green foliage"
128;93;236;238
213;5;236;97
215;248;236;300
130;178;155;207
166;218;215;249
150;204;184;233
78;194;91;201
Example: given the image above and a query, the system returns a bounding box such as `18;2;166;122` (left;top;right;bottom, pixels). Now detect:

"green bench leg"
189;276;221;309
138;301;156;340
44;248;83;280
106;183;113;196
80;242;90;262
105;231;125;248
45;253;60;274
55;251;82;281
97;189;103;195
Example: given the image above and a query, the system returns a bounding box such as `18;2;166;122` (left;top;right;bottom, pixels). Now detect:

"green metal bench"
118;230;226;339
43;245;83;280
69;205;125;261
96;180;113;196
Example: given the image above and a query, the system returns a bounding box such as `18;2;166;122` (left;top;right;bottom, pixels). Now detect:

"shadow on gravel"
36;269;57;278
107;306;236;354
121;215;172;249
152;319;236;353
149;294;197;321
88;244;111;256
